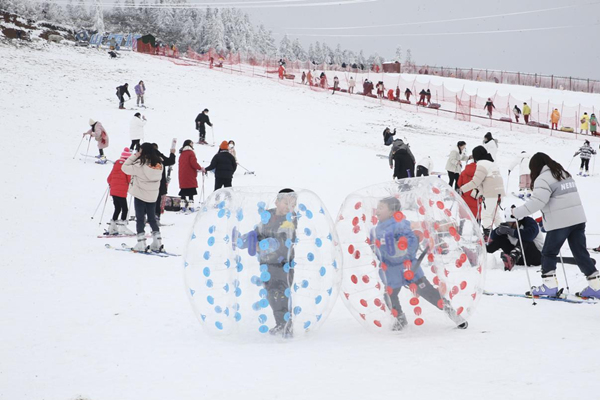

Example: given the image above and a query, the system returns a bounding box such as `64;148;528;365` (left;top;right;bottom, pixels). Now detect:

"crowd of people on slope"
383;127;600;299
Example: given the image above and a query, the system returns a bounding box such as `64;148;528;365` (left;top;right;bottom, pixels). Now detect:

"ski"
376;154;388;159
483;290;598;304
120;243;180;257
510;192;527;201
105;243;170;257
80;153;114;164
98;232;151;239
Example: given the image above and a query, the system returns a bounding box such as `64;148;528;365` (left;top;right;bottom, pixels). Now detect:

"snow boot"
133;232;148;252
576;271;600;299
107;219;118;235
269;322;293;338
150;231;163;252
117;219;135;235
188;200;195;213
578;168;583;176
442;299;468;329
529;270;560;297
392;313;408;331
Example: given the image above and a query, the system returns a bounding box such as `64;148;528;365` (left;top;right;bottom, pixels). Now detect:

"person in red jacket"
178;140;205;213
107;148;134;235
457;160;482;224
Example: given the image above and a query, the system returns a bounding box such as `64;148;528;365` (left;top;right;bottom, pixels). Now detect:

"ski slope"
1;42;600;400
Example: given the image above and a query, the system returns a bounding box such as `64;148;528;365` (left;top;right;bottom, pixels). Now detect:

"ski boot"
107;219;118;235
442;299;468;329
188;200;196;213
269;322;293;338
180;198;188;213
133;232;148;252
576;271;600;299
149;231;163;252
391;313;408;331
96;155;107;164
117;219;135;235
527;270;560;297
578;168;583;176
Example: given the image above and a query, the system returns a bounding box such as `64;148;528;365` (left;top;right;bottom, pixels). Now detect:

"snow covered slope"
1;42;600;400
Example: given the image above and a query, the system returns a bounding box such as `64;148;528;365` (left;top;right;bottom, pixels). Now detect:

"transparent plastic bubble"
184;187;342;339
336;177;486;333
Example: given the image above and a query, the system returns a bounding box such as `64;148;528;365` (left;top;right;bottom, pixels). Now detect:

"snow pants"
416;166;429;177
486;234;542;266
198;125;206;141
137;94;144;106
134;198;159;234
385;277;442;317
130;140;140;151
264;264;295;326
112;195;128;221
481;196;503;231
541;223;597;276
524;115;530;123
214;177;232;191
580;158;590;172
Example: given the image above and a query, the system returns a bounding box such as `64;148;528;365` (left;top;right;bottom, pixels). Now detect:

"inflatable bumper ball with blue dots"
335;177;486;333
184;187;342;339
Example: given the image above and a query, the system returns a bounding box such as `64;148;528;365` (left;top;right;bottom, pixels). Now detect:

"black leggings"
448;171;460;189
385;277;443;317
215;177;232;191
155;194;164;217
99;148;104;156
112;196;128;220
581;158;590;172
130;140;140;151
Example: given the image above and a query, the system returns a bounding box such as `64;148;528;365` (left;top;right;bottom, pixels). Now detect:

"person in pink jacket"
83;119;109;163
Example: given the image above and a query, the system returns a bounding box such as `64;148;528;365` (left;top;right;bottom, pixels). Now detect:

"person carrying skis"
106;148;134;236
417;89;426;105
389;138;415;179
483;98;496;118
153;143;176;225
574;139;596;176
590;113;598;136
550;108;560;130
507;151;532;196
445;141;469;189
383;127;396;146
195;109;213;145
580;112;590;134
416;155;432;176
121;143;164;252
134;80;145;107
178;140;205;213
522;102;531;123
513;105;522;123
370;196;467;331
116;83;131;109
205;141;238;191
348;76;356;93
482;132;498;161
512;152;600;298
487;207;543;271
83;119;109;163
405;88;412;102
129;112;146;151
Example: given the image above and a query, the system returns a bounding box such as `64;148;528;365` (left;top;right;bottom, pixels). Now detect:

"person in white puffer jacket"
129;112;147;151
507;150;532;196
482;132;498;161
512;152;600;299
121;143;164;252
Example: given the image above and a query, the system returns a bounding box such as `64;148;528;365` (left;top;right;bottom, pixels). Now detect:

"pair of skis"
484;290;598;304
105;243;180;258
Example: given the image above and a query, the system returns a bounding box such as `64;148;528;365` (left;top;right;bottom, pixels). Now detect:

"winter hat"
219;141;229;150
504;207;517;223
89;118;96;125
120;147;132;161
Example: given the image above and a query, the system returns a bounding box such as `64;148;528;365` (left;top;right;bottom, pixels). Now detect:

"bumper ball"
184;187;342;339
336;177;486;333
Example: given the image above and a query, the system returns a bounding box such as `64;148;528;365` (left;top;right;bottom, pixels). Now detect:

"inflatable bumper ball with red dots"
336;177;486;333
184;187;342;339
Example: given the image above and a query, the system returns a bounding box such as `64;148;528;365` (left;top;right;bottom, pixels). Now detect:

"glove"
495;225;514;236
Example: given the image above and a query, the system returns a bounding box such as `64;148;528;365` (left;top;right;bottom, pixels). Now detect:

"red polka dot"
404;270;415;281
354;202;362;210
409;297;420;306
381;262;388;271
409;283;418;294
449;292;454;300
417;198;423;207
352;225;360;234
351;275;358;284
371;260;377;267
428;253;435;262
387;286;393;295
403;259;412;269
361;214;366;222
436;201;445;210
338;215;345;221
360;299;368;307
374;298;382;307
454;234;461;241
394;211;405;222
455;260;463;268
360;313;366;320
433;276;440;286
348;245;355;254
457;307;464;315
375;239;381;248
459;253;467;263
444;269;450;277
392;309;398;317
437;299;444;309
414;230;424;242
362;275;370;284
434;222;440;230
419;206;426;215
423;230;430;239
344;292;350;299
444;209;452;217
432;187;441;194
352;216;359;226
365;237;371;245
398;237;408;250
477;266;482;274
374;320;382;327
452;286;459;295
371;216;378;225
449;226;457;236
429;199;434;207
414;318;424;326
460;281;467;290
414;307;422;316
375;282;381;290
471;293;477;300
354;250;361;259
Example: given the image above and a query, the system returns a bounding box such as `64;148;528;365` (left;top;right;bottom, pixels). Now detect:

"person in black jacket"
389;139;415;179
153;144;177;224
116;83;131;109
205;141;237;191
194;108;212;144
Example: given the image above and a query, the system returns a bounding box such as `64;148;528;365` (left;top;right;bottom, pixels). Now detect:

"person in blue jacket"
371;197;467;330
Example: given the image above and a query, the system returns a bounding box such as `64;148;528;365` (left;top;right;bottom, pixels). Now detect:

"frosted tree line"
0;0;411;66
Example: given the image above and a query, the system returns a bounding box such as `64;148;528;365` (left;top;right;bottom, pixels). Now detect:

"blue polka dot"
236;209;244;221
283;263;290;273
327;287;333;296
257;201;266;210
259;288;268;298
225;259;231;268
259;325;269;334
203;267;211;277
234;287;242;297
285;239;292;248
223;284;230;293
215;306;222;313
319;267;327;276
284;312;291;321
307;252;314;262
258;314;267;323
259;239;270;250
259;264;268;272
207;296;214;305
251;276;260;285
208;237;215;246
236;238;243;248
206;279;213;288
184;261;189;268
224;308;230;316
304;321;311;329
189;288;195;296
260;271;271;282
286;212;294;222
252;302;261;311
315;238;322;247
201;314;206;321
299;203;307;212
236;262;243;272
327;234;332;241
208;226;215;234
259;298;269;308
261;211;271;224
191;233;197;240
316;314;322;321
284;288;291;298
233;279;240;287
306;210;313;219
293;283;299;292
320;208;325;214
218;201;226;209
225;210;231;219
293;306;302;315
203;251;210;260
233;303;240;311
218;209;225;218
332;260;337;269
315;295;322;304
301;280;309;288
215;321;223;330
234;312;241;321
291;260;297;268
304;228;312;236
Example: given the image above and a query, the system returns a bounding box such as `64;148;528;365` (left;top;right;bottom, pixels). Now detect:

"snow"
1;42;600;400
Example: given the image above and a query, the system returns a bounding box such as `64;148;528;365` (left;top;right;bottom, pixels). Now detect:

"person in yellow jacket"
580;112;590;134
523;102;531;124
550;109;560;130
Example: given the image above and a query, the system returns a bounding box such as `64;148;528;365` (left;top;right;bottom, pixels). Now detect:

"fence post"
486;69;488;81
570;77;572;91
551;75;554;89
518;72;520;85
588;79;590;93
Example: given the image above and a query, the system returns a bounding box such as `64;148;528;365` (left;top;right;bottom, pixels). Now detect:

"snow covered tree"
405;49;413;65
332;44;343;65
313;41;324;64
395;46;402;62
357;50;366;68
291;38;306;62
278;34;293;60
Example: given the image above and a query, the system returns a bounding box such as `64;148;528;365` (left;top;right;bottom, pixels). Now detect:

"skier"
333;76;339;93
416;155;432;176
425;89;431;105
513;105;521;123
134;80;145;107
106;148;134;236
389;138;415;179
487;207;543;271
178;140;205;213
153;143;176;225
550;108;560;130
404;88;412;102
228;140;237;160
507;151;532;196
116;83;131;109
457;159;481;222
445;141;469;189
348;76;356;94
590;113;598;136
417;89;426;106
580;112;590;134
483;98;496;118
194;109;213;145
512;152;600;298
129;112;146;151
459;146;505;239
301;71;306;85
383;127;396;146
574;139;596;176
522;102;531;124
83;119;109;163
370;196;467;331
205;141;238;191
121;143;164;252
482;132;498;161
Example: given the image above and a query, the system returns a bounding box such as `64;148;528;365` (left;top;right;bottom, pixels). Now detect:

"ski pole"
98;187;110;227
84;136;92;164
237;163;255;175
200;172;206;203
505;171;510;196
485;195;502;246
566;155;575;171
514;215;536;305
558;251;570;294
211;126;215;146
128;192;134;221
91;186;109;220
73;135;85;159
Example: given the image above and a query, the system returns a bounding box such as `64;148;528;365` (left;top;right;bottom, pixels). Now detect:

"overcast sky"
231;0;600;80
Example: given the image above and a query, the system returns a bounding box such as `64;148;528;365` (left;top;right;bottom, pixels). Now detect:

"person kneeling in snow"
487;207;543;271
